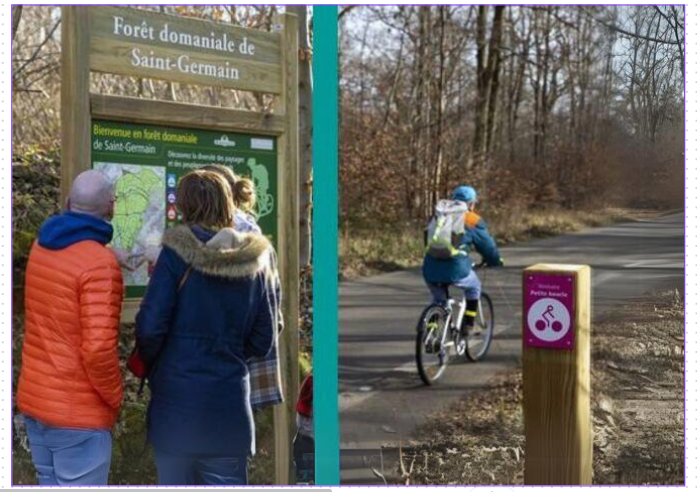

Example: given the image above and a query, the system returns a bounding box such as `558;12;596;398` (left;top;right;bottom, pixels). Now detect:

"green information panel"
91;119;278;299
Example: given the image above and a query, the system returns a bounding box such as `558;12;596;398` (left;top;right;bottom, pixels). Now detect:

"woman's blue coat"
135;225;278;457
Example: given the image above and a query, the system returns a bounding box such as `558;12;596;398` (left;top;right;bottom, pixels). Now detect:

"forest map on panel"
91;119;278;298
112;168;161;250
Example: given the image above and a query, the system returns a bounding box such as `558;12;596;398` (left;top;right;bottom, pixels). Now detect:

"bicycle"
415;265;495;385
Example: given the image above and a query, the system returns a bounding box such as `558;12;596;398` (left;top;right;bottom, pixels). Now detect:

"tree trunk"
484;6;505;157
288;6;313;268
508;10;529;164
12;6;22;42
471;6;488;172
470;6;505;176
417;6;432;218
431;7;446;207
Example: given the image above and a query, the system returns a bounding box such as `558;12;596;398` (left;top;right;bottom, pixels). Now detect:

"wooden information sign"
60;6;299;485
89;6;282;93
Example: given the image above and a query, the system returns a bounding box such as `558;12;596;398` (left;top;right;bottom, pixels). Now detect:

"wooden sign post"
522;264;592;485
60;6;299;485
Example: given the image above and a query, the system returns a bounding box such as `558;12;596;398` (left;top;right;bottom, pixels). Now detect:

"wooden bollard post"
522;264;592;485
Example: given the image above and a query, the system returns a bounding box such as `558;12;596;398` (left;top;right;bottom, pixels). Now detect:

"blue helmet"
452;185;477;203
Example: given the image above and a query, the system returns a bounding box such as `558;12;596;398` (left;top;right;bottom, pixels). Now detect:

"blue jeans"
23;416;112;486
428;269;482;302
154;450;248;486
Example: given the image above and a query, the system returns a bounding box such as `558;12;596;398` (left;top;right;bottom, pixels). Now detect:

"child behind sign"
201;164;261;234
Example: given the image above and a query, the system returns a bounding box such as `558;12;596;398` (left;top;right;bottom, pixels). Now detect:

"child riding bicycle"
422;185;503;332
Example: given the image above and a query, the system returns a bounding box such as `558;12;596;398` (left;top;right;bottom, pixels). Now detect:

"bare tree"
339;5;684;233
470;6;505;174
12;6;22;41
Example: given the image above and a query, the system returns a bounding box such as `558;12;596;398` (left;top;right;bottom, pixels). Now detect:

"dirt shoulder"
390;290;684;485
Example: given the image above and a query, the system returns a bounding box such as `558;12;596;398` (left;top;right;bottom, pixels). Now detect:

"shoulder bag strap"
178;265;193;292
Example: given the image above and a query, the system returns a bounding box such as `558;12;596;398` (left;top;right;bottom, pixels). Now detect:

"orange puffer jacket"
18;230;124;429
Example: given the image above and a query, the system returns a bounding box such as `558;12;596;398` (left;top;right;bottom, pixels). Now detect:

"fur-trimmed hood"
162;225;273;279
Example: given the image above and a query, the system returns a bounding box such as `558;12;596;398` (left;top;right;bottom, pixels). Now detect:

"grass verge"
340;207;673;280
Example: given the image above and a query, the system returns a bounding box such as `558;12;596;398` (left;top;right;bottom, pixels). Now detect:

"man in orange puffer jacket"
17;170;125;486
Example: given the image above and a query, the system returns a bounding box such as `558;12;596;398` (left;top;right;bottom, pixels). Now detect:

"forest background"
339;6;684;277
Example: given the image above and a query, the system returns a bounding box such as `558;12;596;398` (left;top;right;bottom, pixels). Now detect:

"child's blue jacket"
422;212;502;284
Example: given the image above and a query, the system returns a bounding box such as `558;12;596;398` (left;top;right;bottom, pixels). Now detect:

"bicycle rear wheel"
465;292;494;362
416;304;452;385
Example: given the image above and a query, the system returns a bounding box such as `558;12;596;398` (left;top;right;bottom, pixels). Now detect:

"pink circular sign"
527;298;571;342
523;273;575;350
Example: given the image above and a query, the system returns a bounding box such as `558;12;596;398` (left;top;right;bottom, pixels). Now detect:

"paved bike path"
339;212;684;484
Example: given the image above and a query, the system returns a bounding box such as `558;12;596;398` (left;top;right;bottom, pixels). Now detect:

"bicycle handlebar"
473;259;505;269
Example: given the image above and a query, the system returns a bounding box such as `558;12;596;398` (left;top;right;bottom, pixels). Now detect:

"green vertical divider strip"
312;5;340;486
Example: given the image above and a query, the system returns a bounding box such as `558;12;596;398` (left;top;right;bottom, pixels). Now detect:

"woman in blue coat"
136;170;279;485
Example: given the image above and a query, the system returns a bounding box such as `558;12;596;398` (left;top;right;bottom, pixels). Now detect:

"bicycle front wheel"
465;292;494;362
416;304;452;385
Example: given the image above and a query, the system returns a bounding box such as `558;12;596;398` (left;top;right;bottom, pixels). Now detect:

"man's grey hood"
162;226;273;279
